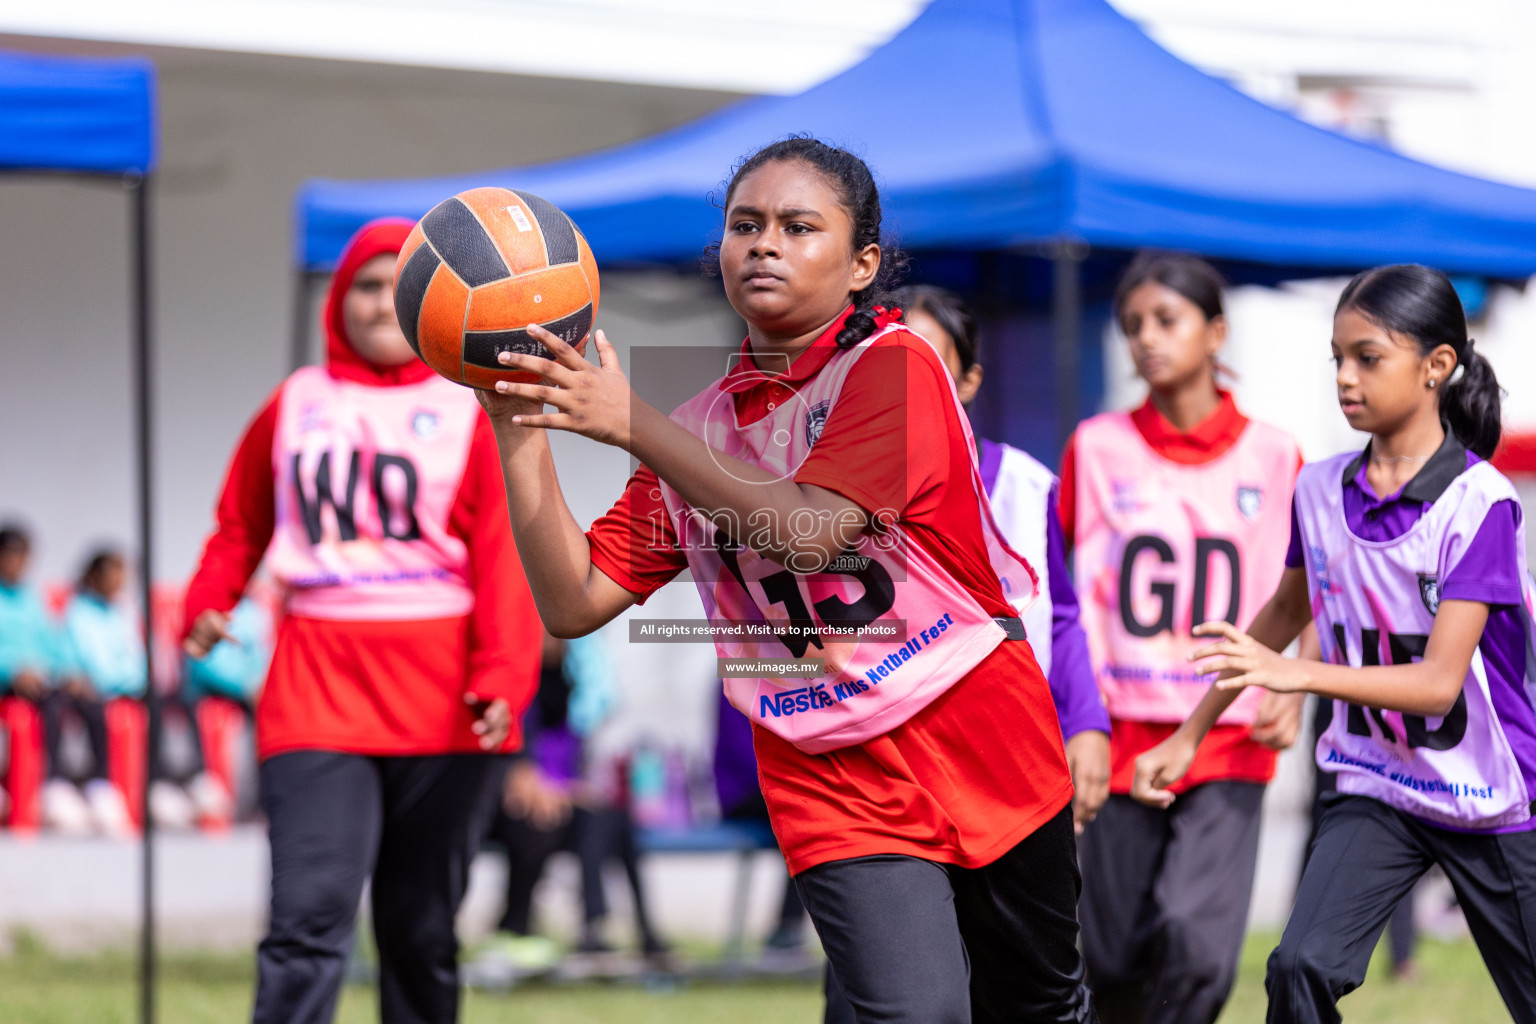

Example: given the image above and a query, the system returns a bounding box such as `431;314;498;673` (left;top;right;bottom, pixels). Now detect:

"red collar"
720;305;900;394
1129;390;1248;463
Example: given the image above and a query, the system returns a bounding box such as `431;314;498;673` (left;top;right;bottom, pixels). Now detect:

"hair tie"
1449;338;1475;384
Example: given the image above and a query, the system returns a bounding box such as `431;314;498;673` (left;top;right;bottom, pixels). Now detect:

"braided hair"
717;136;904;347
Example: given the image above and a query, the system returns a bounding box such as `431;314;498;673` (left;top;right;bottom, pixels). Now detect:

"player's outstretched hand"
1250;691;1305;750
1131;732;1197;809
487;326;635;449
184;609;237;658
1190;621;1308;695
1065;730;1110;833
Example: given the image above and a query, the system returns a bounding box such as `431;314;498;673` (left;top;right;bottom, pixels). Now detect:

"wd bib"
267;366;479;621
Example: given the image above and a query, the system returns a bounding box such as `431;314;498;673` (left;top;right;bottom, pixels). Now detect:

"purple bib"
1295;454;1536;830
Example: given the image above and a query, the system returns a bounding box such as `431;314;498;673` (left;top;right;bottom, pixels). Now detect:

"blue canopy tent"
296;0;1536;437
0;48;161;1024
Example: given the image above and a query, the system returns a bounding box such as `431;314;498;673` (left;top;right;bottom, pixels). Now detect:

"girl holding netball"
479;137;1096;1023
182;218;541;1024
1135;264;1536;1022
1065;252;1304;1024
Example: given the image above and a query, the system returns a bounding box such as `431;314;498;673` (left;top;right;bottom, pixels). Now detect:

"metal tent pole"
1052;241;1086;452
290;269;314;372
130;173;159;1024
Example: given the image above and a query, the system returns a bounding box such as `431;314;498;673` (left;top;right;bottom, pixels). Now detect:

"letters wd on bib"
269;367;479;620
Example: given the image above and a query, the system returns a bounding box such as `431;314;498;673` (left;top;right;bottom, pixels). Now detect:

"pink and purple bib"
1296;452;1536;830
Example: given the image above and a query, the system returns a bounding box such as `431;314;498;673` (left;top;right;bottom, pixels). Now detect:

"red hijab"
324;217;436;387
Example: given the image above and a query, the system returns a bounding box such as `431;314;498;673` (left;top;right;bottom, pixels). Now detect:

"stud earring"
1428;378;1439;389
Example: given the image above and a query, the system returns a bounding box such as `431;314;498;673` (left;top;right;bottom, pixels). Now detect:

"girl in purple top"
1132;264;1536;1022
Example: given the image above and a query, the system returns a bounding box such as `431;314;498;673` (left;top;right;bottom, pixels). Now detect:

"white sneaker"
42;779;93;835
83;779;134;837
186;772;234;825
149;779;196;830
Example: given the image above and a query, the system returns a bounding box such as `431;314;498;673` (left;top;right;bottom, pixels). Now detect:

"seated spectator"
50;547;142;835
184;593;269;708
157;593;272;826
714;690;812;968
0;523;63;821
484;632;670;973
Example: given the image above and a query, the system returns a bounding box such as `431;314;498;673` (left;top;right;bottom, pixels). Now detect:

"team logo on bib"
805;401;831;448
299;403;326;434
410;410;441;440
1236;485;1263;521
1111;480;1142;514
1418;573;1441;615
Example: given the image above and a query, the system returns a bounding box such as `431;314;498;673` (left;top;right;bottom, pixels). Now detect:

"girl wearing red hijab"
182;219;541;1024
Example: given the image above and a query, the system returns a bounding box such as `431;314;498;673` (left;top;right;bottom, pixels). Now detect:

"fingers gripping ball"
392;187;600;387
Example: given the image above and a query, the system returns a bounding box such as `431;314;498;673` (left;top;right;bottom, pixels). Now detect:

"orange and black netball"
392;186;600;388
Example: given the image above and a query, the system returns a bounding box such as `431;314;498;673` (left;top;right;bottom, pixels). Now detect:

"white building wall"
1105;0;1536;432
0;48;740;588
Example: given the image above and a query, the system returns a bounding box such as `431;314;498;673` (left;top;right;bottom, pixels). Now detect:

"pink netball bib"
657;327;1040;755
1074;412;1298;724
1297;455;1534;830
267;366;478;621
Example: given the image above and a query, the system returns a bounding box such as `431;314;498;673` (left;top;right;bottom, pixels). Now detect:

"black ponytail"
1444;341;1502;460
716;136;905;348
1336;264;1504;459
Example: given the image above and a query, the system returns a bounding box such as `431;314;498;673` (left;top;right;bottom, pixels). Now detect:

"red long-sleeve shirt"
183;219;541;759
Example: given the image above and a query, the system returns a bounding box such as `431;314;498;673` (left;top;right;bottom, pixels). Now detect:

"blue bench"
636;820;779;966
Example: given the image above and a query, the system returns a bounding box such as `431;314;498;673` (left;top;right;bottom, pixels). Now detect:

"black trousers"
253;751;508;1024
801;805;1096;1024
1306;739;1415;970
1268;794;1536;1023
488;804;661;945
1077;783;1265;1024
42;690;108;781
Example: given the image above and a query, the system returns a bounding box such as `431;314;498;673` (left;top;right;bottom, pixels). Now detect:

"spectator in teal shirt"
61;550;146;700
161;594;270;826
49;548;140;834
0;524;63;701
0;523;63;824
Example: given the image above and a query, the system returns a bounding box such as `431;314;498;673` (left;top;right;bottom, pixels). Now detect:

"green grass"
1219;931;1510;1023
0;929;1510;1023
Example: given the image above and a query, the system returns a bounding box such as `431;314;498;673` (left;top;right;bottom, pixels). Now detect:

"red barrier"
1;697;44;833
106;698;147;832
195;698;244;831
